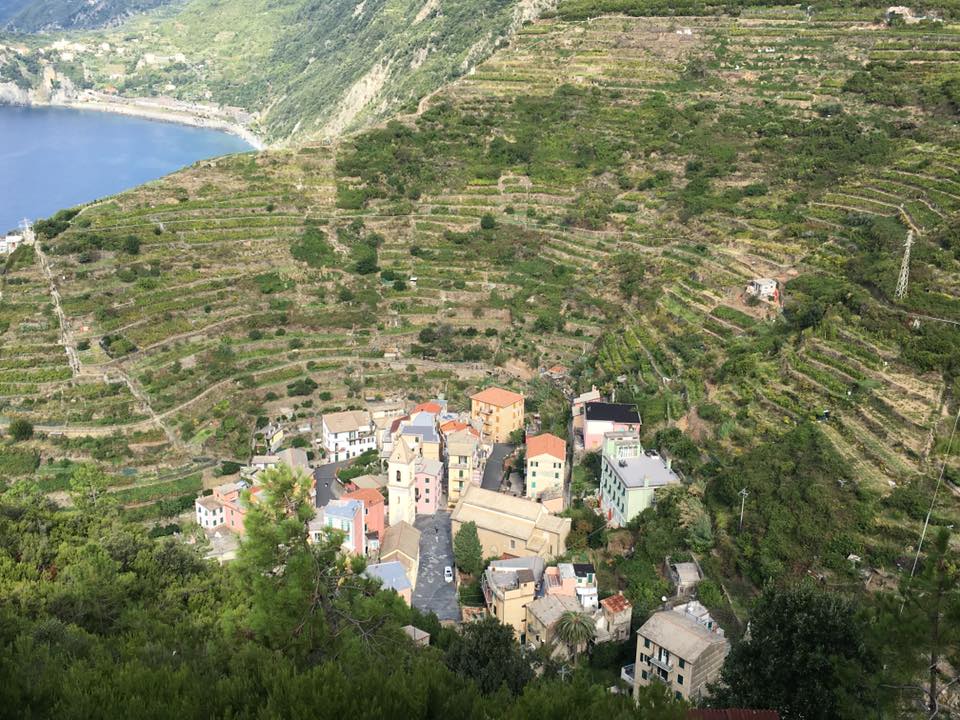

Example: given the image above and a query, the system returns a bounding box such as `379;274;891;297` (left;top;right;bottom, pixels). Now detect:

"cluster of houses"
195;386;573;588
193;382;735;705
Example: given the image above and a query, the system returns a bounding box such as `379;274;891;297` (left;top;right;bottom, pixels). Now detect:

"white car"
443;566;454;583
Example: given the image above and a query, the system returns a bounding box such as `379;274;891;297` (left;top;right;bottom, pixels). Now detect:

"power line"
906;405;960;583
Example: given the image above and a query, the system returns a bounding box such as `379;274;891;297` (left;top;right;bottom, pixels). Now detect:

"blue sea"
0;104;252;233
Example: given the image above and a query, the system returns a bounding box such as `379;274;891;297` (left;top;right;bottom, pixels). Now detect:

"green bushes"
8;418;33;441
111;473;202;505
254;272;292;294
286;377;318;396
0;446;40;476
34;207;79;240
290;226;336;268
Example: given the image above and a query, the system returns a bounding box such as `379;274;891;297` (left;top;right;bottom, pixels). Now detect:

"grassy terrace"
7;8;959;541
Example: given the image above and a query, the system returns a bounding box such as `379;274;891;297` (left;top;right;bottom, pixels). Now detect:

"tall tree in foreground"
709;583;887;720
233;464;334;658
445;616;533;695
899;527;960;715
454;520;484;577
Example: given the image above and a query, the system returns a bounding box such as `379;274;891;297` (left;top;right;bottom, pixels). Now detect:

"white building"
0;234;23;254
387;437;418;526
321;409;376;462
195;496;225;529
746;278;778;301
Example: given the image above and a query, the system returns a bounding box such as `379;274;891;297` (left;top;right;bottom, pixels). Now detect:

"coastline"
1;88;266;151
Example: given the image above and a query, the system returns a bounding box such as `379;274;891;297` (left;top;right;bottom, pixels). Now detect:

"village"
189;377;746;707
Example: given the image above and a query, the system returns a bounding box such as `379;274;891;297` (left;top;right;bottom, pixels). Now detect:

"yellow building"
482;557;543;640
451;485;571;559
380;521;421;591
525;432;566;503
525;594;586;657
630;606;729;703
470;387;524;444
445;429;482;506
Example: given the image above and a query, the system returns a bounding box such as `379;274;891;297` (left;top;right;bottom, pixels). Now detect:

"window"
510;540;516;549
644;638;650;648
641;670;648;680
676;675;683;686
678;659;685;669
675;692;682;701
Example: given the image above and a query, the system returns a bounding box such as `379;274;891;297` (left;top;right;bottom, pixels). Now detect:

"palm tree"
554;610;595;664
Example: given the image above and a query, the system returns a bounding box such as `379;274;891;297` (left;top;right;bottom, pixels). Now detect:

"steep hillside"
3;4;959;582
0;0;548;141
0;0;174;31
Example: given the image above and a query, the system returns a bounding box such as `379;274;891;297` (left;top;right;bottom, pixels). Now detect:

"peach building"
470;387;524;444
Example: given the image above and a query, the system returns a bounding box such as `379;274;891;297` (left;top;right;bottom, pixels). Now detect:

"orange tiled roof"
601;593;632;614
471;386;524;407
344;488;385;507
441;420;479;437
413;401;443;414
526;432;566;460
547;364;567;374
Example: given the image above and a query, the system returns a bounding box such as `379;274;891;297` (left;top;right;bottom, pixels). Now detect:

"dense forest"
0;466;689;719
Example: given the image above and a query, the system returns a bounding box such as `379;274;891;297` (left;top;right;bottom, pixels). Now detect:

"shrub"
9;418;34;441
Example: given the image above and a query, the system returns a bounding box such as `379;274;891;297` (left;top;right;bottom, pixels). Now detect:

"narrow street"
411;511;460;622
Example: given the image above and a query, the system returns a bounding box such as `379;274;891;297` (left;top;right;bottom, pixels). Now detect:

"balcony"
620;664;636;685
649;655;673;673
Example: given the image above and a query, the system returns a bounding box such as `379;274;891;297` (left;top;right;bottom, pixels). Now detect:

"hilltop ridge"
0;0;554;142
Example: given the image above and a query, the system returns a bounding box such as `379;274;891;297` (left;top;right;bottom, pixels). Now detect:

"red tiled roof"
471;386;524;407
688;711;780;720
526;432;566;460
413;401;442;414
441;420;481;439
344;488;384;507
547;364;567;374
600;593;632;614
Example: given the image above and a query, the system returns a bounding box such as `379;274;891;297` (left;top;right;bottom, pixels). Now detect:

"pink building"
320;499;365;555
544;565;577;597
344;488;386;548
415;459;443;514
194;481;259;534
583;402;642;452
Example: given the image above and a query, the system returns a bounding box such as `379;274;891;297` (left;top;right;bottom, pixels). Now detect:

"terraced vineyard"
4;7;959;548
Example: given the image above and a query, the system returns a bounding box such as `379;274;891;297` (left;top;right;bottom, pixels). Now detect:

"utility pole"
895;229;914;301
738;488;749;531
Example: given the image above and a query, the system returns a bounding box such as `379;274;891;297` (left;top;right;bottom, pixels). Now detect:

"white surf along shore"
0;84;265;150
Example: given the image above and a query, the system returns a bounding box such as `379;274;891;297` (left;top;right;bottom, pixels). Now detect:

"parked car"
444;566;454;583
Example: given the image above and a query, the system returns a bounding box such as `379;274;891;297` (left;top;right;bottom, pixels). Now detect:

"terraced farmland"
4;8;959;544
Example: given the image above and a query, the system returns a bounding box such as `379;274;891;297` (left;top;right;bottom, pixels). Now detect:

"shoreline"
8;91;266;151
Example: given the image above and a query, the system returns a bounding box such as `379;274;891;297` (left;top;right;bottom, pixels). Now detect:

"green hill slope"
7;4;957;531
0;0;546;142
0;0;178;31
